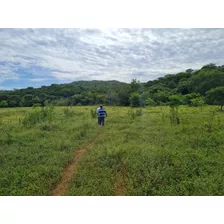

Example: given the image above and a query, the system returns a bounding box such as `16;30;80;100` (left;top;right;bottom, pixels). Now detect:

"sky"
0;28;224;90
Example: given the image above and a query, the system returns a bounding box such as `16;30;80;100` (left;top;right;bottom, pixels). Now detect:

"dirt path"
51;134;100;196
51;128;127;196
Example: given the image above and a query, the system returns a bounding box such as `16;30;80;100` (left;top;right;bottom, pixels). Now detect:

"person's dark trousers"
98;117;101;125
99;117;105;126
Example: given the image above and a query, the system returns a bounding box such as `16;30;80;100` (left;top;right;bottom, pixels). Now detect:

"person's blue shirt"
98;108;107;117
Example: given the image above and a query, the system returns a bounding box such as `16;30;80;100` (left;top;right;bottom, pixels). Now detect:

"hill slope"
0;63;224;107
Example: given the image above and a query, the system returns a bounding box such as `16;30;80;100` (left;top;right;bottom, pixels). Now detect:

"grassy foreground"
0;106;224;195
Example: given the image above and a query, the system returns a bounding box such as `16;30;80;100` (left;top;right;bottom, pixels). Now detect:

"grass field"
0;105;224;196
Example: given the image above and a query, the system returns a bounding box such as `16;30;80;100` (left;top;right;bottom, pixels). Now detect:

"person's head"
100;105;103;109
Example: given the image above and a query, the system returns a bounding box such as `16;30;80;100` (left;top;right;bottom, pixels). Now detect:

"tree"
95;93;107;104
118;86;131;106
8;95;20;107
186;69;194;73
201;63;217;70
0;94;9;101
167;80;176;89
169;95;184;107
190;97;205;107
31;96;41;105
206;87;224;111
22;94;33;107
188;70;224;94
130;79;141;93
39;93;47;106
145;97;156;106
153;90;171;103
177;81;189;95
183;93;202;105
0;100;8;108
130;92;141;107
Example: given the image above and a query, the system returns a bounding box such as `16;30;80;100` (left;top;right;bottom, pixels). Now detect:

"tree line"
0;63;224;110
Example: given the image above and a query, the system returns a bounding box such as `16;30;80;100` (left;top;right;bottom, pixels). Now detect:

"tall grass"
1;105;224;196
22;106;55;127
90;109;97;118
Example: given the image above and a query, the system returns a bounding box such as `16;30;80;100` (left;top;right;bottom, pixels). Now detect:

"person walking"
97;105;107;126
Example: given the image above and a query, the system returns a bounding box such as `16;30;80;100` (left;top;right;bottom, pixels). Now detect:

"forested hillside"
0;63;224;109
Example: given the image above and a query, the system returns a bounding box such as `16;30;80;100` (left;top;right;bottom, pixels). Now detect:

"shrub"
130;92;141;107
136;109;143;116
206;86;224;111
169;95;184;107
169;106;180;125
90;109;97;118
190;97;205;107
0;100;8;108
183;93;202;105
128;109;143;119
22;106;55;127
128;110;137;120
145;98;156;106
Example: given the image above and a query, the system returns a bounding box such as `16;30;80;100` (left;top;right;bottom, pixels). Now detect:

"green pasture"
0;105;224;195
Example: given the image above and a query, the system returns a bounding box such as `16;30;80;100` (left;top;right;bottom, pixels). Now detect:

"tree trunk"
221;105;223;111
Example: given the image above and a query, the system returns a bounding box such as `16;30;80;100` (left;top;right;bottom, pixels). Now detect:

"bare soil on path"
51;128;127;196
51;134;101;196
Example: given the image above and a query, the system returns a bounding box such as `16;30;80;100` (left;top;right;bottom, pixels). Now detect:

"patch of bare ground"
51;135;100;196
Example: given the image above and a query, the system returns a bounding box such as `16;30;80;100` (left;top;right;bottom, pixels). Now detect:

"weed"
169;106;180;125
90;109;97;118
128;109;137;120
1;106;224;196
136;109;143;116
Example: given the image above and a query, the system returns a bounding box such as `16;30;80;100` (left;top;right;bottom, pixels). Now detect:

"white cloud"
0;28;224;86
0;63;19;83
28;78;49;82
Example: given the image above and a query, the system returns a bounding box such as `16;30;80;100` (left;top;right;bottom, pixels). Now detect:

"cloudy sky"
0;28;224;90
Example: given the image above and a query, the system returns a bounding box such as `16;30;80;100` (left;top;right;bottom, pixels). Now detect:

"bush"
136;109;143;116
130;92;141;107
145;98;156;106
0;100;8;108
206;86;224;111
183;93;202;105
169;106;180;125
128;109;143;120
90;109;97;118
22;106;55;127
190;97;205;107
169;95;184;107
128;110;137;120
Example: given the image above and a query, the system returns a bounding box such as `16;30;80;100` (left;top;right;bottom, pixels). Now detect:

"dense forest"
0;63;224;109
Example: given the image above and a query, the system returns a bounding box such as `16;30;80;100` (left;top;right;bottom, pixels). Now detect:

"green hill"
0;63;224;108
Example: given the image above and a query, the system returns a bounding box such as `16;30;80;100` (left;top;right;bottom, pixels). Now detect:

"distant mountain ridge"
0;63;224;107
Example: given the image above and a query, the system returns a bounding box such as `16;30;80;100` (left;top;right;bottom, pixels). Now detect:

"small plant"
128;109;143;120
90;109;97;118
128;110;137;120
169;106;180;125
136;109;143;116
202;109;217;132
